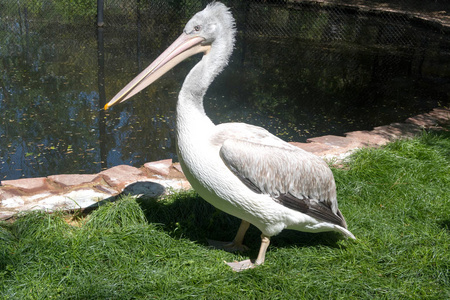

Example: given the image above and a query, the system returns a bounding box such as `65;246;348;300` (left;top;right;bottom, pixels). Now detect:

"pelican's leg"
254;234;270;265
208;220;250;252
230;219;250;249
226;234;271;272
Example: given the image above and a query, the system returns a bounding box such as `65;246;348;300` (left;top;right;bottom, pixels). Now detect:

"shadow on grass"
423;128;450;159
80;181;167;215
135;191;345;259
439;219;450;232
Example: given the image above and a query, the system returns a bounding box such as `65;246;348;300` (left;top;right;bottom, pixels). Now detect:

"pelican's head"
104;2;235;110
184;2;236;50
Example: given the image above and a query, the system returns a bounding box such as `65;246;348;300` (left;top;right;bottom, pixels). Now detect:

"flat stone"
144;159;172;177
0;189;21;201
429;108;450;125
289;142;333;156
345;130;390;147
28;192;54;201
93;184;119;195
307;135;364;148
173;163;184;174
34;189;109;211
0;211;15;220
303;135;370;160
1;177;52;193
1;196;24;208
152;178;192;193
405;113;438;128
168;163;186;178
373;123;422;140
99;165;147;188
48;174;99;187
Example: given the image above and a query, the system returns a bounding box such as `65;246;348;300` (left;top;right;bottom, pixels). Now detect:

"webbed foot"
226;259;256;272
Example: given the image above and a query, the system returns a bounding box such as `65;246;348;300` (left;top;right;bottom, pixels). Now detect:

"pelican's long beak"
104;33;210;110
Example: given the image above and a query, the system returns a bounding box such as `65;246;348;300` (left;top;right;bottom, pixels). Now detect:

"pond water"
1;4;449;180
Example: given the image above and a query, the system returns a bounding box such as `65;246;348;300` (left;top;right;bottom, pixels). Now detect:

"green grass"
1;129;449;299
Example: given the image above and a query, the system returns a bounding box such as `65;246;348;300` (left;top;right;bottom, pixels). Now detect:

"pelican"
104;2;355;271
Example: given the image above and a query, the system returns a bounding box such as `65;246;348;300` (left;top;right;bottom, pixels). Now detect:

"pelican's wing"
217;132;346;227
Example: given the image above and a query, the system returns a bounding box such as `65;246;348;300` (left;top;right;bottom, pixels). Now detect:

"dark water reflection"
1;4;449;180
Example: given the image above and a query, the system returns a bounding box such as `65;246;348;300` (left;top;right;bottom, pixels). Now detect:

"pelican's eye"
194;25;201;32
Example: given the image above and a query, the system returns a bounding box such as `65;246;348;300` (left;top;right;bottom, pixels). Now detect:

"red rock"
173;163;184;174
1;177;53;193
0;211;15;220
373;123;422;140
144;159;172;177
94;184;119;195
405;113;438;128
99;165;147;188
306;135;364;148
290;142;333;156
405;108;450;128
48;174;99;187
0;189;21;201
303;135;371;158
429;108;450;125
345;130;390;147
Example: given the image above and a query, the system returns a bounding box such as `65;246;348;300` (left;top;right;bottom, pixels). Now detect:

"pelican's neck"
176;40;233;133
176;58;213;135
177;57;211;116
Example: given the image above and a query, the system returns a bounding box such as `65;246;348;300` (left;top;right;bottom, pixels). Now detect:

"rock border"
1;107;449;221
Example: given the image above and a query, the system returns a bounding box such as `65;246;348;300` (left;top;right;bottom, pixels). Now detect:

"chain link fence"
2;1;449;39
1;0;449;76
2;1;449;88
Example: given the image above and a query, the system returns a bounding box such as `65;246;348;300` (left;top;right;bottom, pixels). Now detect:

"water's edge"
1;107;448;221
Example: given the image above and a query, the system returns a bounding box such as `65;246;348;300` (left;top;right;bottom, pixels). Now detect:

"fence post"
97;0;104;27
97;25;107;169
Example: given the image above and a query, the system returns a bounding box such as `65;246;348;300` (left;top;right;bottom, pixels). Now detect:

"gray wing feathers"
276;193;347;228
220;139;346;227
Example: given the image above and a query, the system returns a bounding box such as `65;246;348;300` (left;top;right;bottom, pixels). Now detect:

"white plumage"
105;2;355;271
